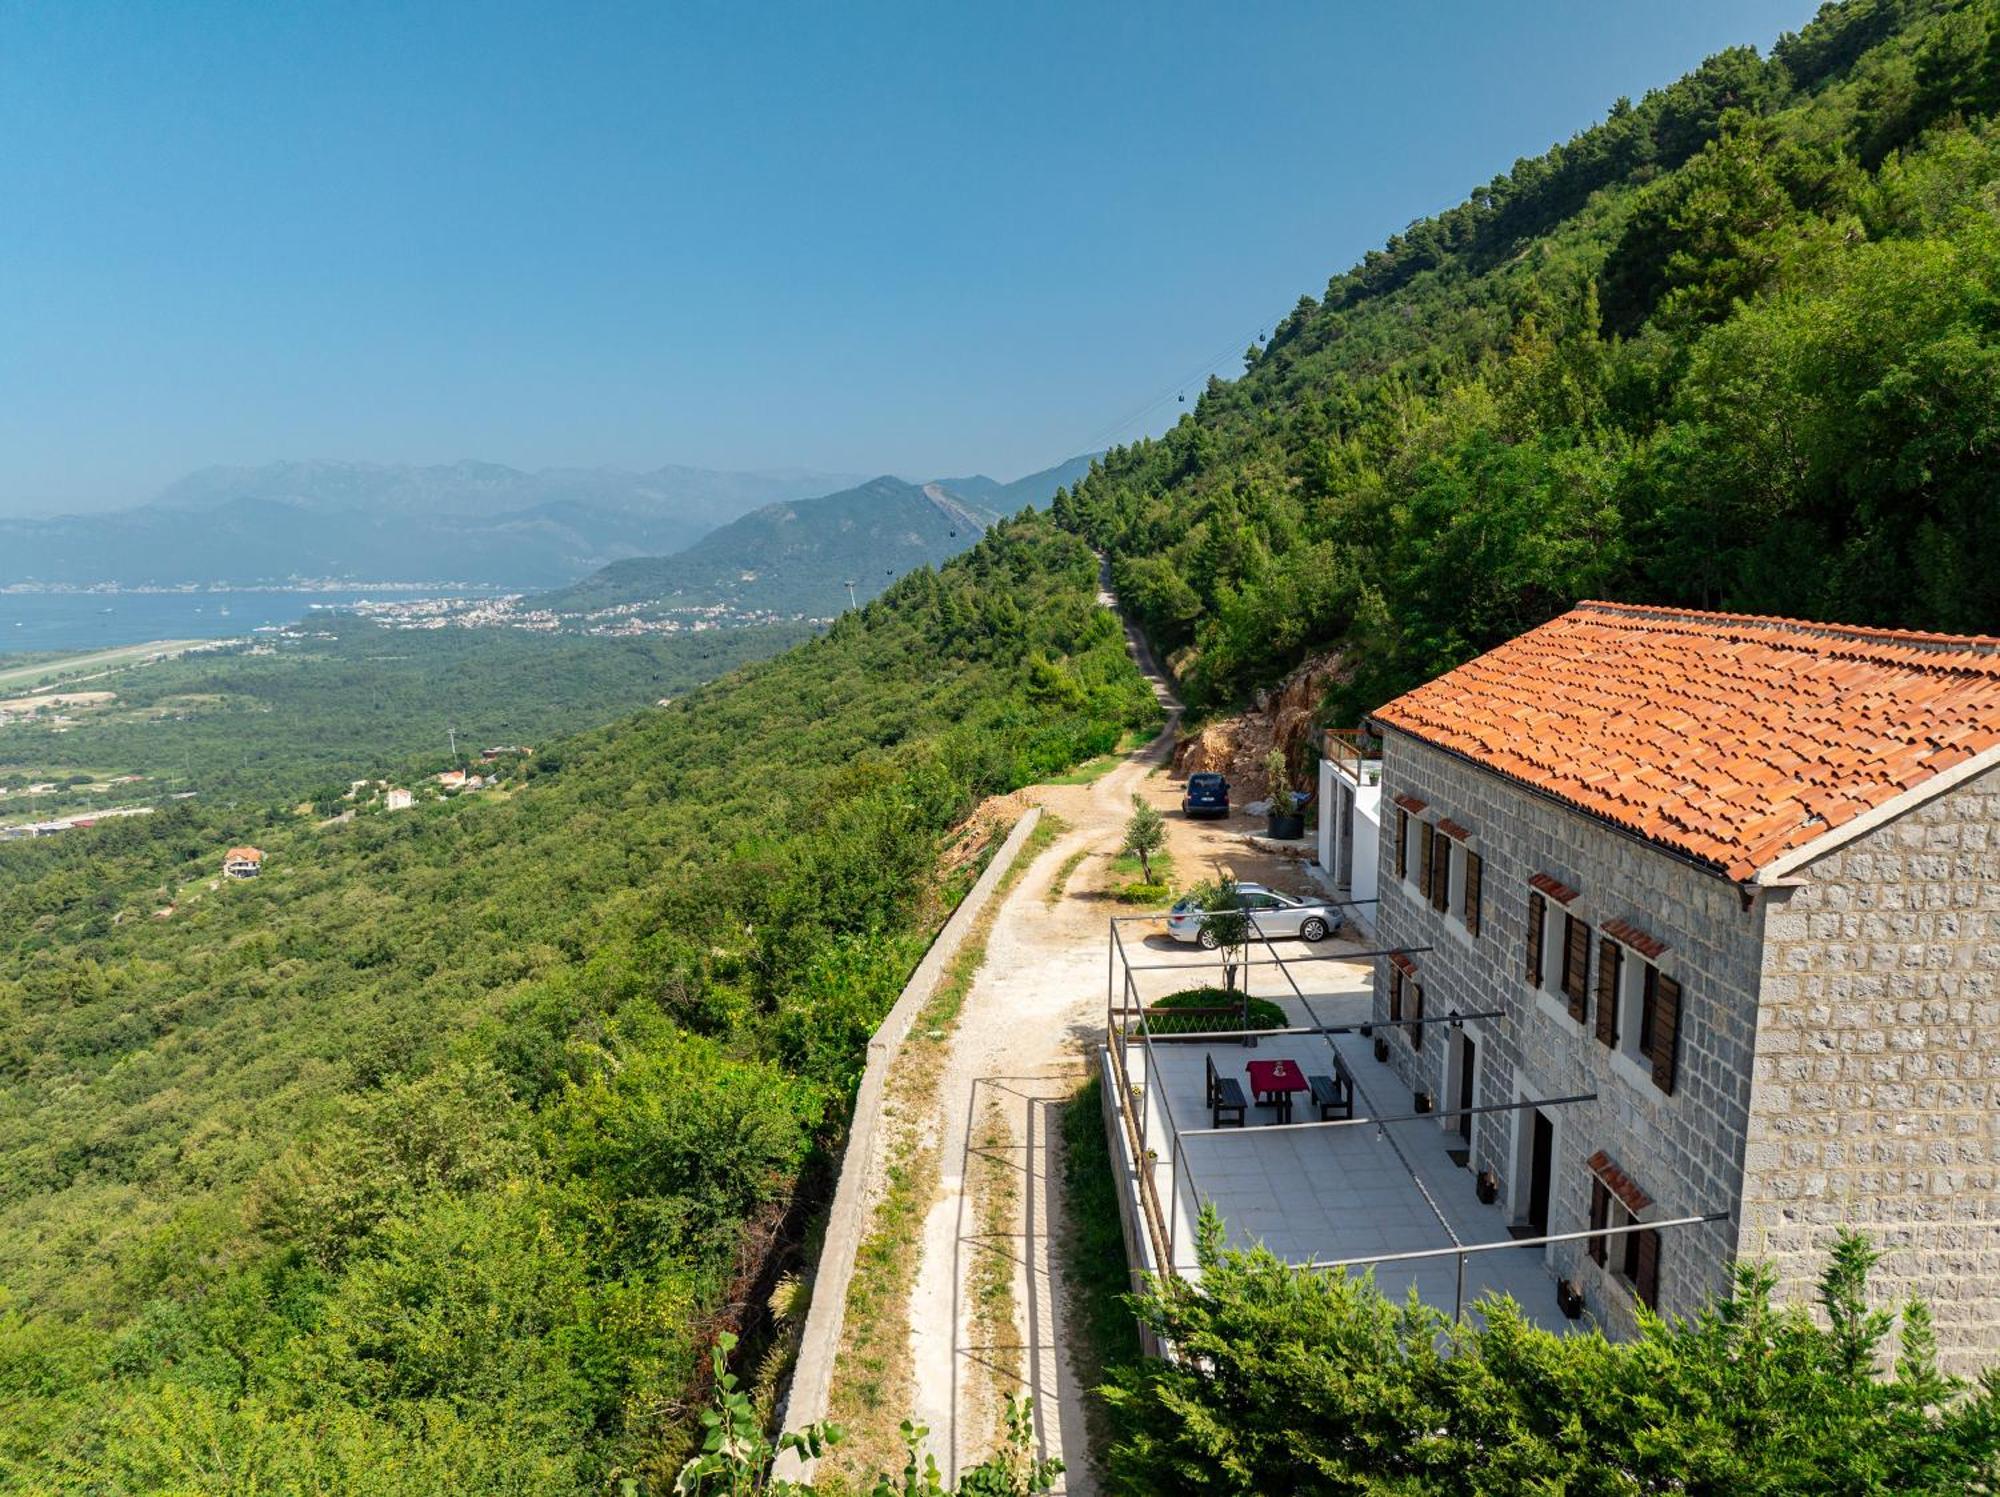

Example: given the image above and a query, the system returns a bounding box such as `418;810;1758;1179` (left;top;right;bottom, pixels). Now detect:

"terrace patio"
1101;905;1591;1334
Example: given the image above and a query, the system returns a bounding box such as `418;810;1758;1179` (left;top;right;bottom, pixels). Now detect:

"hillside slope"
541;475;999;618
1058;0;2000;719
541;456;1102;621
0;515;1159;1489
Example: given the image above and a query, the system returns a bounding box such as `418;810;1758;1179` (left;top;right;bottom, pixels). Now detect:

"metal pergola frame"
1100;892;1732;1326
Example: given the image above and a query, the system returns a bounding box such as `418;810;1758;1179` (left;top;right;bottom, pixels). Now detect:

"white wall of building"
1318;755;1382;932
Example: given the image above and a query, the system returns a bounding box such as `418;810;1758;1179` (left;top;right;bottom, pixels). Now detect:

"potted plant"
1557;1279;1587;1320
1264;748;1304;840
1373;1035;1390;1063
1414;1089;1433;1114
1475;1169;1500;1204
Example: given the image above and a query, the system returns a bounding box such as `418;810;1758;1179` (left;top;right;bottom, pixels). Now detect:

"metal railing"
1292;1211;1734;1323
1324;727;1383;786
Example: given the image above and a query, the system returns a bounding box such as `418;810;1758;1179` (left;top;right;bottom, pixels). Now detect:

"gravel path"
903;580;1190;1489
900;577;1324;1487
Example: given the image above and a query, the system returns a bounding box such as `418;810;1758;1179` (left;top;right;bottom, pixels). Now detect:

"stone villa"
1364;601;2000;1364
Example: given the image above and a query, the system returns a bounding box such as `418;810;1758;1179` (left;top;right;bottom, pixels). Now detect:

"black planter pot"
1373;1036;1389;1064
1358;1023;1373;1038
1475;1170;1500;1205
1414;1090;1433;1114
1266;812;1305;840
1557;1280;1586;1320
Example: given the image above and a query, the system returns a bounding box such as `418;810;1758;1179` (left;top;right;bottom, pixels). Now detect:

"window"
1641;966;1683;1095
1395;809;1409;880
1416;820;1433;894
1463;850;1482;937
1429;833;1451;913
1525;891;1546;986
1594;937;1621;1049
1410;982;1425;1051
1588;1175;1661;1311
1388;965;1403;1024
1561;915;1591;1022
1600;946;1685;1096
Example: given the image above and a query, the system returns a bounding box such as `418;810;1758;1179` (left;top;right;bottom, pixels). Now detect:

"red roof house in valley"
223;846;265;879
1370;601;2000;882
1361;601;2000;1369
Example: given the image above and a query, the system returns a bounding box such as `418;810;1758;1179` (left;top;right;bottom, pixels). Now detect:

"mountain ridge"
538;454;1100;619
0;460;867;590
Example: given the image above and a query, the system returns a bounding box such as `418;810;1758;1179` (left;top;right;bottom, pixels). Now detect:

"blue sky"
0;1;1821;513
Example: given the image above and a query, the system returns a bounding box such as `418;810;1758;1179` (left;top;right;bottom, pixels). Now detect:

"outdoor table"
1245;1058;1307;1123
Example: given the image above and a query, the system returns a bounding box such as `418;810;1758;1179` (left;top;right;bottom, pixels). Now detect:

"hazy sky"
0;1;1821;514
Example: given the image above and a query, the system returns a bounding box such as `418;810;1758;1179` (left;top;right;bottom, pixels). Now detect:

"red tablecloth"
1245;1058;1307;1097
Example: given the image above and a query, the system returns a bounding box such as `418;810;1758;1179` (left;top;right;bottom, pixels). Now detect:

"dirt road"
902;583;1325;1488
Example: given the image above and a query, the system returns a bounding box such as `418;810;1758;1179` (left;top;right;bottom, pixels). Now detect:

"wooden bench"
1206;1053;1247;1128
1309;1057;1357;1121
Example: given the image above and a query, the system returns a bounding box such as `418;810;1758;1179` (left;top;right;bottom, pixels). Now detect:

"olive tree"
1120;794;1166;883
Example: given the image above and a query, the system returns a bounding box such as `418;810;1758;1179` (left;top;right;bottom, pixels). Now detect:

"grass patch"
825;809;1067;1480
970;1101;1021;1436
1045;846;1089;906
1108;845;1175;904
1059;1076;1143;1471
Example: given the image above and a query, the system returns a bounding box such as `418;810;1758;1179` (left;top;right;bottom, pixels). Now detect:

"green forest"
9;0;2000;1490
0;522;1157;1490
1056;0;2000;719
0;619;812;812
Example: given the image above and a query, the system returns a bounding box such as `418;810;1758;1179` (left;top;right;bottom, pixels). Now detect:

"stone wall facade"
1745;764;2000;1371
1370;729;1764;1335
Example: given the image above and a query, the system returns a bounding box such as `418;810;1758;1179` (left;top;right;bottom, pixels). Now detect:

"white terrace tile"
1123;955;1576;1335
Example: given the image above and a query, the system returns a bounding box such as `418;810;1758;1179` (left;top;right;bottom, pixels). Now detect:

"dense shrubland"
1054;0;2000;719
1100;1212;2000;1495
0;517;1157;1490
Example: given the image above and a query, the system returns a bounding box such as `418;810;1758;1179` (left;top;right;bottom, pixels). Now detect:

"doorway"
1526;1109;1554;1235
1456;1035;1477;1144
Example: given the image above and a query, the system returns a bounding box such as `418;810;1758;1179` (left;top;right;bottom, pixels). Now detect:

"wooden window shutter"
1562;916;1590;1022
1395;809;1408;879
1430;835;1450;912
1588;1178;1610;1266
1388;967;1403;1023
1526;892;1545;986
1632;1227;1661;1311
1594;937;1621;1048
1649;974;1683;1095
1417;821;1433;893
1411;983;1425;1051
1463;851;1482;937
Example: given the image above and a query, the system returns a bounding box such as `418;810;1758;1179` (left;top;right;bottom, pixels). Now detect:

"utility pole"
844;580;858;611
448;725;458;763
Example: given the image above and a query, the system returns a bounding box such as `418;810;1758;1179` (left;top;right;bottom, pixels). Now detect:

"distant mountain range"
538;454;1099;619
0;460;865;589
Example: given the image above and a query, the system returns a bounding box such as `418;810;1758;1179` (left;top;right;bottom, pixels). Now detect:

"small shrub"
1146;986;1287;1032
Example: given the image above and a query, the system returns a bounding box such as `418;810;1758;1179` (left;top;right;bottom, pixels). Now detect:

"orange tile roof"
1371;602;2000;881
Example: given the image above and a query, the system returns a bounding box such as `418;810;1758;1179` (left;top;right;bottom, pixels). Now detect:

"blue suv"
1181;771;1229;819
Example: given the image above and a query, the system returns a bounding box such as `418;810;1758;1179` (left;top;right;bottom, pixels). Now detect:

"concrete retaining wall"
777;806;1044;1471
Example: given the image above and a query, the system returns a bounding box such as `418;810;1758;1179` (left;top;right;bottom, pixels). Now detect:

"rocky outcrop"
1170;650;1345;801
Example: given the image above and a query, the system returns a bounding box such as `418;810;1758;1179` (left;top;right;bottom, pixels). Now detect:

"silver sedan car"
1165;883;1336;947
